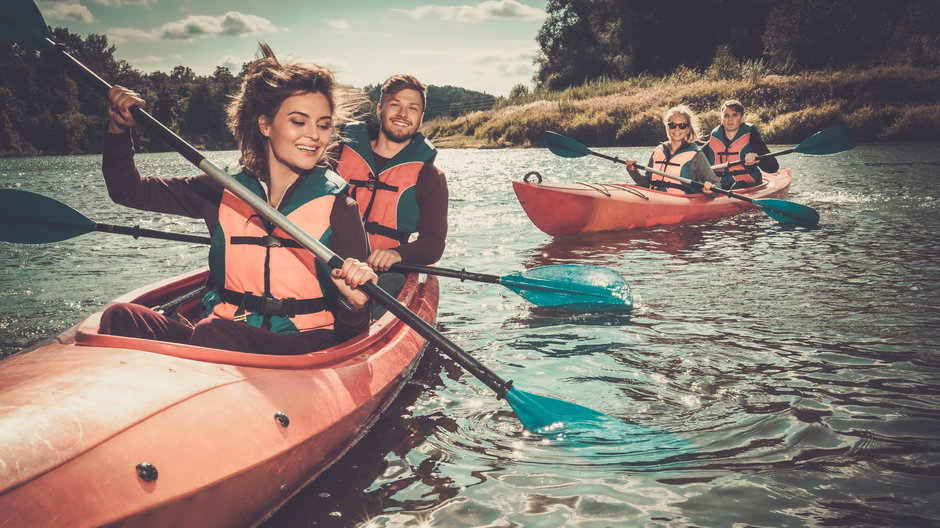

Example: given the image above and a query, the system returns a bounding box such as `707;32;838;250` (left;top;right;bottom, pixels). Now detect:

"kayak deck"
513;169;792;236
0;268;439;528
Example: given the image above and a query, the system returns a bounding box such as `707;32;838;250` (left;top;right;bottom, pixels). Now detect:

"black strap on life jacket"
230;235;304;249
219;288;328;318
364;221;411;244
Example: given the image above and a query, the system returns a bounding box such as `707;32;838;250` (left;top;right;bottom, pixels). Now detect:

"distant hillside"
421;66;940;148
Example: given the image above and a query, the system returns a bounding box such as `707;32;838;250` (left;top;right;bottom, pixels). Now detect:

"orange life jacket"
206;168;345;335
649;143;700;194
335;122;436;251
706;124;759;185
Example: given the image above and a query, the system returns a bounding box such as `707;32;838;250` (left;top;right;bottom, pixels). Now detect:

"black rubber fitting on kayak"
135;462;158;482
523;171;542;184
274;412;290;427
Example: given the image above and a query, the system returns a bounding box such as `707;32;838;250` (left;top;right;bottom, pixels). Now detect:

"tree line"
0;29;495;158
532;0;940;91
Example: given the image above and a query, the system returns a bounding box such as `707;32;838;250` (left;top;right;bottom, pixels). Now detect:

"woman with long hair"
98;44;376;354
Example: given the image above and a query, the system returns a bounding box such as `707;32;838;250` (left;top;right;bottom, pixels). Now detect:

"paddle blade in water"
505;387;608;432
500;264;633;310
0;189;95;243
796;125;858;156
0;0;55;51
754;198;820;227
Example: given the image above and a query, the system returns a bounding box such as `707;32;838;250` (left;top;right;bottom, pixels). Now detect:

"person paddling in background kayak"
98;44;378;355
701;99;779;189
329;74;448;280
625;105;718;194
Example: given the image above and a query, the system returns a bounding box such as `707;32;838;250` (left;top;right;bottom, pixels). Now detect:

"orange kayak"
0;268;438;528
512;169;792;236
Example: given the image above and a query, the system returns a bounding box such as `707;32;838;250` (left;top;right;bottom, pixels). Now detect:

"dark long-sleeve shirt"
102;129;370;342
326;141;448;264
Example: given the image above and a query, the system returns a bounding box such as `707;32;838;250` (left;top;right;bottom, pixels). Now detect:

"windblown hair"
227;43;366;178
721;99;745;115
380;74;427;109
662;104;702;144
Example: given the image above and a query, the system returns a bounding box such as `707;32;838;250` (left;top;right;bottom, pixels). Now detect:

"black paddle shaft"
95;223;211;244
390;262;501;284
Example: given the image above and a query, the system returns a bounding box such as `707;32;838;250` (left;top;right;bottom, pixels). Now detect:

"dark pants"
99;302;337;354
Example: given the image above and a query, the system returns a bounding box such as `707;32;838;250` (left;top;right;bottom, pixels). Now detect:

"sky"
37;0;549;97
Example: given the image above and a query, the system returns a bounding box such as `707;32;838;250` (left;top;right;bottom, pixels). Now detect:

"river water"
1;143;939;527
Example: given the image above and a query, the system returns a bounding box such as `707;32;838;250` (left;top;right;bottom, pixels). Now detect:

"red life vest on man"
206;168;344;335
649;143;700;194
705;123;760;186
334;122;436;252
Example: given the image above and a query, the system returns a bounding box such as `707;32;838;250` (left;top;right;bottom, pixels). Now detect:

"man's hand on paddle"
368;249;402;272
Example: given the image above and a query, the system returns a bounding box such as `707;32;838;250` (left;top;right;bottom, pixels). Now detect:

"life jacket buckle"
260;295;296;317
263;235;282;248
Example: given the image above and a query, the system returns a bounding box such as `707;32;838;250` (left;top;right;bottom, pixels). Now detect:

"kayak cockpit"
73;268;423;369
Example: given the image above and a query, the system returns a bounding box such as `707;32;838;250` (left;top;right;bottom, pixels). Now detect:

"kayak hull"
512;169;792;236
0;269;439;528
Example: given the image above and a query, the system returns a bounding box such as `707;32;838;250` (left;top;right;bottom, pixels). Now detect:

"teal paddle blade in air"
795;125;858;156
754;198;820;227
500;264;633;310
0;189;96;243
0;0;56;51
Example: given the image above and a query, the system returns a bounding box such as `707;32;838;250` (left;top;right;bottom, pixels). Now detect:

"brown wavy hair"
227;43;365;178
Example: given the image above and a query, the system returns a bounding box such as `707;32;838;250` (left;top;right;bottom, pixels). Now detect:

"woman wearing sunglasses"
625;105;718;194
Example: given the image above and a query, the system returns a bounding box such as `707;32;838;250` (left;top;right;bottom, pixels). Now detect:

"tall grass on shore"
423;66;940;148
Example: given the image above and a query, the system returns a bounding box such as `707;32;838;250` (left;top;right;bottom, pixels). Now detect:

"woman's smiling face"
259;91;333;176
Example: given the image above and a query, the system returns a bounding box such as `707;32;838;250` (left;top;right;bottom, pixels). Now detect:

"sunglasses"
667;122;689;130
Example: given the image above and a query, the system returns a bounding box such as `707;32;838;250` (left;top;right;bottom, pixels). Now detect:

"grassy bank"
422;66;940;148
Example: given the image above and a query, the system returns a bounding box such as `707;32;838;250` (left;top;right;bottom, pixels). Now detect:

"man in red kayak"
702;99;779;189
330;74;448;273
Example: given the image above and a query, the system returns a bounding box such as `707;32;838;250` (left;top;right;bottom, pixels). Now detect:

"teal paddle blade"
0;0;56;51
0;189;96;243
543;131;590;158
505;387;697;460
754;198;820;227
796;125;858;155
500;264;633;310
505;387;608;432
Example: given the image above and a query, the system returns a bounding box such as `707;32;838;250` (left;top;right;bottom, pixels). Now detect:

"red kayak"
0;268;438;528
512;169;792;236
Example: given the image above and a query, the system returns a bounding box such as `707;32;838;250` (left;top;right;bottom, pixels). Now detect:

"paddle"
0;189;632;310
544;130;820;227
391;262;633;309
0;0;612;433
0;189;211;245
711;125;858;171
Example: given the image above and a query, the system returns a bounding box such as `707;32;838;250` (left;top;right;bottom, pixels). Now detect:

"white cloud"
44;3;95;24
106;12;277;43
159;12;278;40
219;55;246;72
395;0;545;23
329;19;350;31
107;27;153;43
